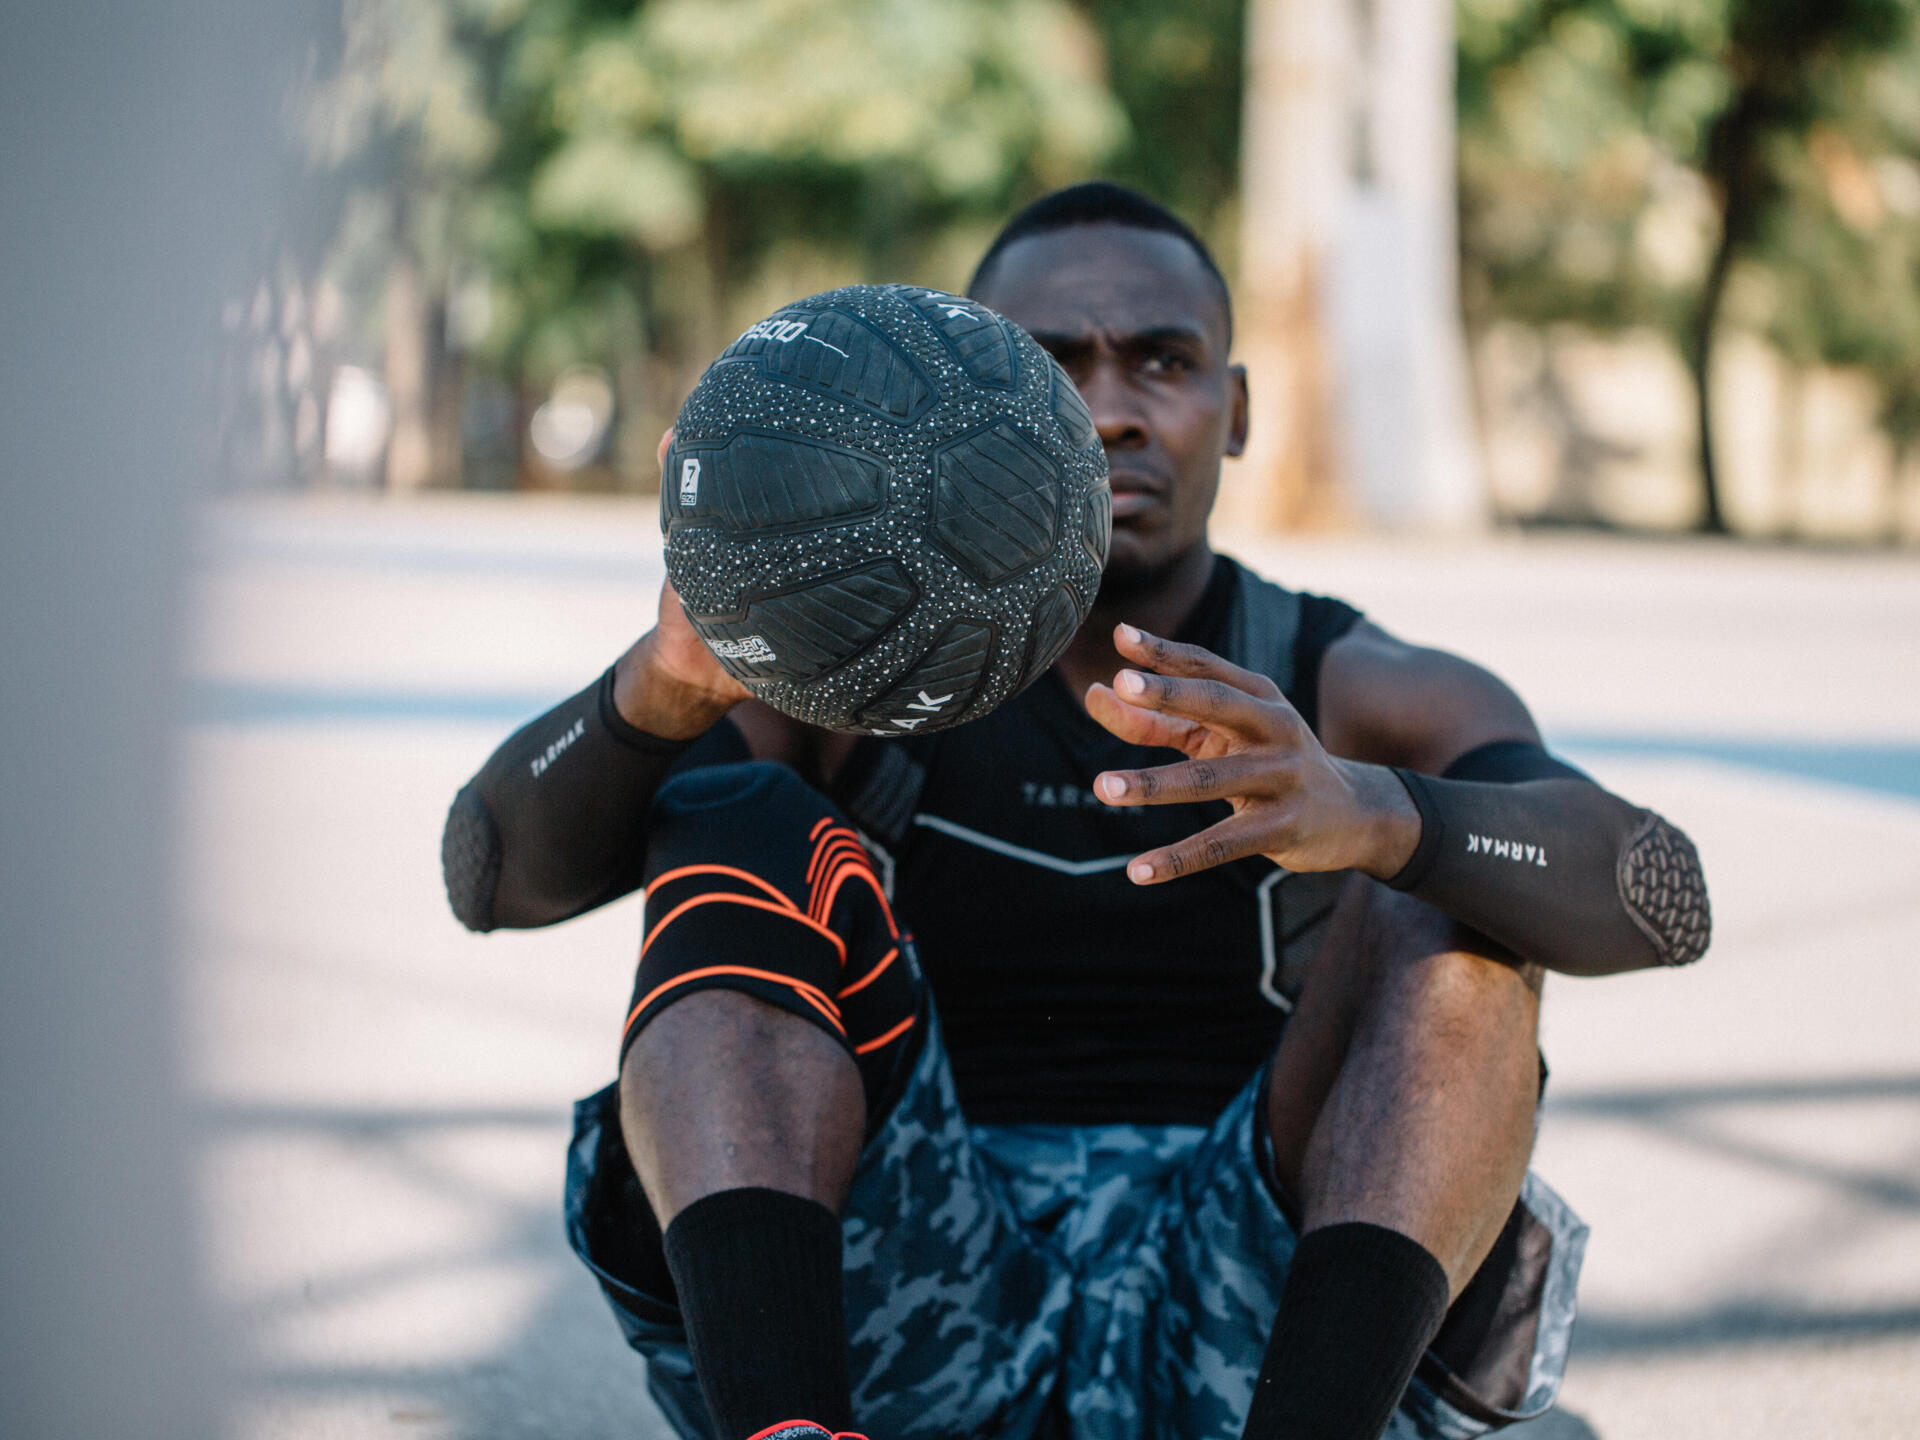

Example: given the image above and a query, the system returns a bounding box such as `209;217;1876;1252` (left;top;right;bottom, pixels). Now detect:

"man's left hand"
1085;624;1422;885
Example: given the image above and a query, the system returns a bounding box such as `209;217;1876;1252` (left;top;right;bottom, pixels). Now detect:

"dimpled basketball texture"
662;284;1110;736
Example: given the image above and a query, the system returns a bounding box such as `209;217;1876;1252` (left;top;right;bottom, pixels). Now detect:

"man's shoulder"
1211;554;1366;694
1214;552;1364;616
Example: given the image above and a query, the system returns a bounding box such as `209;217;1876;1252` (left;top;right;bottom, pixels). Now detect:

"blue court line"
189;682;556;727
1554;734;1920;803
188;681;1920;803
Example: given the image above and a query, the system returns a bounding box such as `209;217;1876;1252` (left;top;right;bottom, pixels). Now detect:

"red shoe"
743;1424;870;1440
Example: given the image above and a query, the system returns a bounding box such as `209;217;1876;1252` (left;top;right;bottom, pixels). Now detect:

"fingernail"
1101;774;1128;800
1128;861;1154;884
1118;623;1142;645
1119;669;1145;696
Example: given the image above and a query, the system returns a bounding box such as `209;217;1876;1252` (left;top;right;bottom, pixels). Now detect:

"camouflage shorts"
566;1006;1587;1440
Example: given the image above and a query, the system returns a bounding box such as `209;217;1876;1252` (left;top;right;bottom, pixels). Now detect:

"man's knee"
1358;883;1542;1045
649;760;828;876
628;760;921;1121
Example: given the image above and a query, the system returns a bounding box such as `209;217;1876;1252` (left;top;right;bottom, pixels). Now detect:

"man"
442;184;1710;1440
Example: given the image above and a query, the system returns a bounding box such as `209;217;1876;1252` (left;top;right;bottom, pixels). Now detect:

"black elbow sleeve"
1386;741;1711;974
440;668;713;932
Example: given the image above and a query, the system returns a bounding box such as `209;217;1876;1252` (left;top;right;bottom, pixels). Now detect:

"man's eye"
1141;351;1193;375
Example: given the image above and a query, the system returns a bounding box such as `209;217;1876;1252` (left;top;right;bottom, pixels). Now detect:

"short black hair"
968;181;1232;341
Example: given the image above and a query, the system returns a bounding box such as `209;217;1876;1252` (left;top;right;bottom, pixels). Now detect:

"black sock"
661;1187;854;1439
1241;1222;1451;1440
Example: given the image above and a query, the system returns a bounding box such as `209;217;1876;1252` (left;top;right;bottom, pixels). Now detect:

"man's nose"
1077;363;1149;451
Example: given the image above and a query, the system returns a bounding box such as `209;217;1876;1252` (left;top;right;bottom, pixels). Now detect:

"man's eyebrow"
1120;325;1209;350
1025;324;1211;351
1024;329;1093;352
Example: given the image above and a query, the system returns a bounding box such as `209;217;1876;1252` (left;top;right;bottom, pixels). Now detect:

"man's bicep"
1316;621;1540;774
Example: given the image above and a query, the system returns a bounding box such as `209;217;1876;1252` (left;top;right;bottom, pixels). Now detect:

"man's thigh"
1055;1062;1588;1440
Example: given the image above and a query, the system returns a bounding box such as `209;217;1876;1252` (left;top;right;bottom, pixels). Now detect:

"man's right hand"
611;580;752;740
611;428;752;740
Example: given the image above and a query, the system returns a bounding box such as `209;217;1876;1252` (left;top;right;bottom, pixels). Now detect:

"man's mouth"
1107;470;1164;521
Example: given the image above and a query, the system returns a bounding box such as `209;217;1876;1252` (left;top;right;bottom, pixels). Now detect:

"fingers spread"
1126;815;1271;885
1115;624;1284;702
1097;752;1283;806
1085;682;1205;752
1114;667;1282;740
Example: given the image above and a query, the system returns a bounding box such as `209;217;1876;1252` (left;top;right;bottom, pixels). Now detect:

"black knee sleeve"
620;762;923;1122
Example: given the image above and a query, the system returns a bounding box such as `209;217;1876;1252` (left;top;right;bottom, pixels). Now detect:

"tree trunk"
428;346;464;489
1341;0;1485;529
1690;206;1735;535
1691;93;1767;535
1228;0;1351;534
1232;0;1483;534
383;250;432;492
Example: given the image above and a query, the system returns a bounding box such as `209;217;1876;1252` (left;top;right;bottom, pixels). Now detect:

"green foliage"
1457;0;1734;336
307;0;1129;428
1079;0;1247;237
1732;31;1920;443
1458;0;1920;453
296;0;1269;487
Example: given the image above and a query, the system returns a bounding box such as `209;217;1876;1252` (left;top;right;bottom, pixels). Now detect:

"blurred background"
6;4;1918;1440
226;0;1920;541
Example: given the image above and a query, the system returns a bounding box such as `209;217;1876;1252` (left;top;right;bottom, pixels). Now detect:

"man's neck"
1053;541;1218;705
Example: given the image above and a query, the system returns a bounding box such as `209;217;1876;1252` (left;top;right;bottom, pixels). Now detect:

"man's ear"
1225;363;1250;458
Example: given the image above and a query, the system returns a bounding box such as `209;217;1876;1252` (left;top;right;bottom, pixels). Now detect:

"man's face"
971;224;1247;593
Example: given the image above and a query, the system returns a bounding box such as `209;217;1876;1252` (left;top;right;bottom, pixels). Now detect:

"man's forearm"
1380;742;1710;976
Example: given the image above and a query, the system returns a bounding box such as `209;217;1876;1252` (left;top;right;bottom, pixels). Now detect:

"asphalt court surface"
184;497;1920;1439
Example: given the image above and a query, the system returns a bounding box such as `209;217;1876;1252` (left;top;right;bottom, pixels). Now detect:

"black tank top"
831;556;1362;1126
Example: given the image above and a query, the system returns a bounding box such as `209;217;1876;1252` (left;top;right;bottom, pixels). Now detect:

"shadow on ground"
211;1069;1920;1437
210;1100;671;1440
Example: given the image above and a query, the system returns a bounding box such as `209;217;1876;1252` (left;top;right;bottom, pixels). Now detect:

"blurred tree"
304;0;506;489
1080;0;1247;239
1457;0;1920;532
1737;16;1920;474
302;0;1125;489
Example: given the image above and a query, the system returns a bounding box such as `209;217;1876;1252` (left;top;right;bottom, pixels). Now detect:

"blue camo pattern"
567;1012;1584;1440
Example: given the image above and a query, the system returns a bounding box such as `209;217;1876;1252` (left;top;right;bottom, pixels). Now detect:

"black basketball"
661;284;1110;736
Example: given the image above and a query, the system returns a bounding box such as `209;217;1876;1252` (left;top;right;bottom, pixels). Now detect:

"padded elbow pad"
1619;813;1710;967
442;784;502;933
1389;745;1713;975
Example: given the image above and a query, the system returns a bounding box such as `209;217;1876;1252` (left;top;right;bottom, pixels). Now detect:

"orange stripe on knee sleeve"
811;859;886;930
641;892;848;968
853;1013;916;1055
647;863;798;912
806;828;864;888
624;963;845;1040
837;946;899;999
